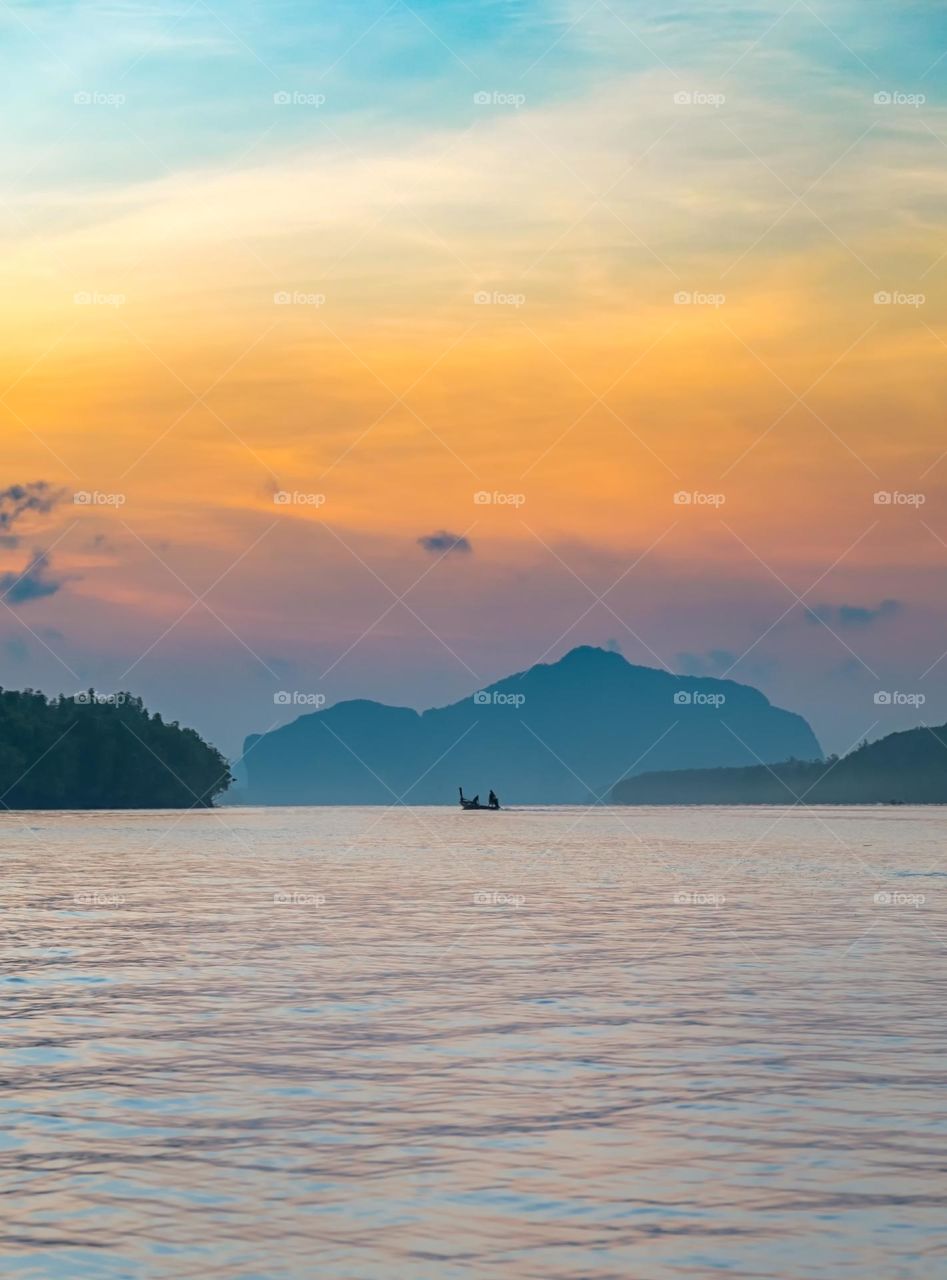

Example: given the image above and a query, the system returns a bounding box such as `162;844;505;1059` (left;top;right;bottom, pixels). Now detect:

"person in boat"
488;790;499;809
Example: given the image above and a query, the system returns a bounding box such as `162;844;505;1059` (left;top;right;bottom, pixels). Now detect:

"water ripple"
0;805;945;1278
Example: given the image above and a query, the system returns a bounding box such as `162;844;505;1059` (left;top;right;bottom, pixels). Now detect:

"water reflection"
1;806;944;1278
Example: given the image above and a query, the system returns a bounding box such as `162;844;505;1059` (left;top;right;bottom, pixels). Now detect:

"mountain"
243;647;821;805
612;722;947;805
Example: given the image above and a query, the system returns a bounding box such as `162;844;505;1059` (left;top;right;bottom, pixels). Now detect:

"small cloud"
806;599;901;629
2;635;29;662
604;638;623;654
0;550;70;604
832;657;868;679
677;648;738;676
0;481;63;546
417;529;472;555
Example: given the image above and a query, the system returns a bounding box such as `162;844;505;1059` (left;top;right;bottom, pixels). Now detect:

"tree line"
0;688;232;809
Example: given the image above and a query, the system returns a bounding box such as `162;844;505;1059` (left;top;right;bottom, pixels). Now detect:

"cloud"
806;599;902;629
2;635;29;662
86;532;118;554
677;648;739;676
417;530;472;555
832;657;868;678
0;550;69;604
0;481;62;546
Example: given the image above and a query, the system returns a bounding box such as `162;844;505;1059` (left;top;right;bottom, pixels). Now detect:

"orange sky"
1;0;946;754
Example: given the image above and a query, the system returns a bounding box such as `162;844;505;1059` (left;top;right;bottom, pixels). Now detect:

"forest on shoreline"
0;689;231;809
613;722;947;805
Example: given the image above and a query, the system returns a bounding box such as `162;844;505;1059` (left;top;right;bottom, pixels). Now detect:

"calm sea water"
1;805;945;1279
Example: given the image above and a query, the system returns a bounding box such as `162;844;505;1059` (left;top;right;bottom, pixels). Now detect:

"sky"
1;0;946;759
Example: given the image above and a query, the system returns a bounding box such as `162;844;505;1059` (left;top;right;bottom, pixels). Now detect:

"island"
0;688;231;809
611;723;947;805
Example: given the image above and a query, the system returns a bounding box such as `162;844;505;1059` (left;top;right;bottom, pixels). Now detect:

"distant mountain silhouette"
612;722;947;805
244;646;821;805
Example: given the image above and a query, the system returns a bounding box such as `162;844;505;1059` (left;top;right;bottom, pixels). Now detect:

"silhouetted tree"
0;689;232;809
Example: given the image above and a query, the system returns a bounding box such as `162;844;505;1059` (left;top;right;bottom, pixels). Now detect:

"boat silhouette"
459;786;500;810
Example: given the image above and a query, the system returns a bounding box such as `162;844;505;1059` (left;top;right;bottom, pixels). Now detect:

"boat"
459;787;500;810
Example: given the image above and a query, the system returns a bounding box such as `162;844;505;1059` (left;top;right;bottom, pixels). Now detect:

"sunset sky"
1;0;946;757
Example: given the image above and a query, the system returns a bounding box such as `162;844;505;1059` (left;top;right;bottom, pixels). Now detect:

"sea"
1;805;944;1279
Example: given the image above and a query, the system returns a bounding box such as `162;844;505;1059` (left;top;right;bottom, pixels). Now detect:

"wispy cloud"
0;550;70;604
806;599;902;628
417;530;472;555
0;482;63;547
